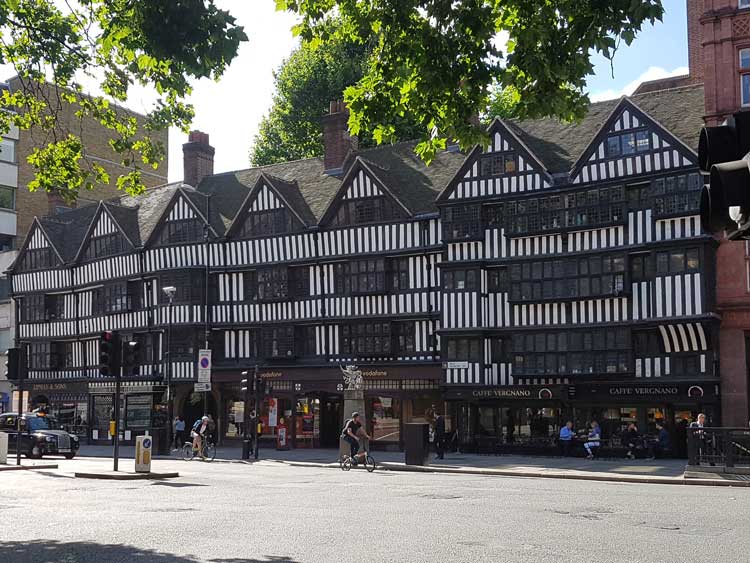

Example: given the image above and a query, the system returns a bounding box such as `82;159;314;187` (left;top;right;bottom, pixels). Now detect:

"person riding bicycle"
191;415;210;457
341;412;371;464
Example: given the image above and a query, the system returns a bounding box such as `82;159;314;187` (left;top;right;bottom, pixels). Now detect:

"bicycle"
339;449;376;472
181;438;216;462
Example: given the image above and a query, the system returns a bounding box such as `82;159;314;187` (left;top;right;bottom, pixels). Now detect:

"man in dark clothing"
434;412;446;460
625;423;641;459
342;412;364;460
652;422;672;459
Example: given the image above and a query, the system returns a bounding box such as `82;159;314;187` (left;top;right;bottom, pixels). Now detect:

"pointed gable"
148;188;211;247
226;175;311;239
76;204;134;263
12;219;63;272
439;119;553;202
570;98;698;185
320;159;409;227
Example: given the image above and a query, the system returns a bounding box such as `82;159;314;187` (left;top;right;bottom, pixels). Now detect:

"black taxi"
0;412;80;459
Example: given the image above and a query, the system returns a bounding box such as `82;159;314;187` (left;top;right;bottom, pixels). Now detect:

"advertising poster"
268;398;278;427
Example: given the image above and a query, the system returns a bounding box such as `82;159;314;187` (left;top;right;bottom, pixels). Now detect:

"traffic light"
99;331;120;377
698;111;750;238
122;339;140;377
4;347;20;383
240;376;251;403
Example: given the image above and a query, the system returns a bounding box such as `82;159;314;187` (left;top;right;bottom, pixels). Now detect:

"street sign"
197;349;212;383
446;361;469;369
194;382;211;392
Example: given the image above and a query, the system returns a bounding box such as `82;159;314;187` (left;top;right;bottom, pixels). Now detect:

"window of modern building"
331;196;404;227
334;259;387;295
443;268;479;291
240;208;301;238
0;328;11;354
341;322;391;357
261;326;295;358
156;217;205;245
605;130;650;157
445;336;481;362
479;152;517;176
0;137;15;163
508;254;625;301
0;185;14;210
0;277;10;302
442;204;482;241
82;232;127;262
512;328;630;376
0;235;13;252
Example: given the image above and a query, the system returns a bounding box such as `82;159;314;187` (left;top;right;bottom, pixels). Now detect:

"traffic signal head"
4;347;20;383
699;112;750;238
99;331;120;377
122;340;140;377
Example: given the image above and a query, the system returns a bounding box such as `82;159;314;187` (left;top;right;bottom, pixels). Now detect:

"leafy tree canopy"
278;0;664;163
251;34;421;167
0;0;246;202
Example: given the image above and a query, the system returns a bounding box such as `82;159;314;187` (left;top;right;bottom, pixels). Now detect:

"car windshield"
25;416;55;431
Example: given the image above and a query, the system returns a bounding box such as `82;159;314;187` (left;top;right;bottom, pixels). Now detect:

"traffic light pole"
113;365;121;472
254;364;260;460
15;345;24;466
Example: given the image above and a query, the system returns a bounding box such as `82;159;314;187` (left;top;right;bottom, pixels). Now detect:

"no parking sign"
197;349;212;383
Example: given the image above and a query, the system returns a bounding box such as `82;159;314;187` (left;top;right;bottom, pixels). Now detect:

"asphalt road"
1;456;749;563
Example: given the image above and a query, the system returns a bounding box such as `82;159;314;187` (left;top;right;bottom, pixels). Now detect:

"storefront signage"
446;361;469;369
29;382;88;393
197;349;212;383
472;388;532;399
260;372;283;379
608;386;679;396
361;370;387;378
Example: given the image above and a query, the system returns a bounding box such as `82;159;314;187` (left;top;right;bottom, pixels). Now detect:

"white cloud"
589;66;689;102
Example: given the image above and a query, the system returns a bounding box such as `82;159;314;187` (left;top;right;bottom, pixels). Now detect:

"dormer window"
157;217;204;245
17;247;55;272
480;152;516;176
331;196;403;227
82;232;126;262
240;208;299;238
605;130;650;157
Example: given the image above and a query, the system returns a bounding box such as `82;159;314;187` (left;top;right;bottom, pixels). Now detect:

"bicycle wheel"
339;455;347;471
203;443;216;462
182;444;194;461
364;455;376;473
342;457;353;471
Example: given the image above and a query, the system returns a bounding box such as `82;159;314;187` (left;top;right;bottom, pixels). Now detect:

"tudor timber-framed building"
8;86;722;453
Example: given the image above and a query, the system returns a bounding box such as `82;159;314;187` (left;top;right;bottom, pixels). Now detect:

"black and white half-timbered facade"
9;84;721;452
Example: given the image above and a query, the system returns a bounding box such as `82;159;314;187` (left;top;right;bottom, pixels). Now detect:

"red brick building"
637;1;750;426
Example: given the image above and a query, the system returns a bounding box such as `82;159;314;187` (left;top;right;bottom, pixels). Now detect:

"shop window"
370;396;401;444
442;204;482;241
125;395;153;430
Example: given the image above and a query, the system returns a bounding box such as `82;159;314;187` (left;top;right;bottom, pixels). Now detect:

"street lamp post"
162;285;176;454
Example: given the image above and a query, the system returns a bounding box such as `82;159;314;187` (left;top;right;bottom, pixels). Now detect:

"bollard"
0;432;7;464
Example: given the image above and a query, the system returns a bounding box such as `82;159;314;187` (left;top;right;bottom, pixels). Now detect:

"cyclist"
191;415;210;458
341;412;371;464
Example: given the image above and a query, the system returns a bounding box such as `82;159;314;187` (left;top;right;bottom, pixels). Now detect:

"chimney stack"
321;100;358;175
183;130;215;187
686;0;703;82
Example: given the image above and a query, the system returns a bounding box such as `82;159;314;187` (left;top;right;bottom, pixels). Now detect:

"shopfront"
88;380;167;445
447;381;720;457
27;381;89;439
214;364;443;450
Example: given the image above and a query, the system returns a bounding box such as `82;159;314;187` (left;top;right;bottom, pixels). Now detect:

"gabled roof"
114;182;185;244
71;201;139;262
37;204;99;263
504;84;705;175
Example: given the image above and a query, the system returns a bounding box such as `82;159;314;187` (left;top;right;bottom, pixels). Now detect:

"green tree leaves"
279;0;664;163
0;0;247;202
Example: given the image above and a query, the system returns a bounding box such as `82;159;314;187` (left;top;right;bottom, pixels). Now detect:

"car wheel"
29;446;42;459
64;453;76;459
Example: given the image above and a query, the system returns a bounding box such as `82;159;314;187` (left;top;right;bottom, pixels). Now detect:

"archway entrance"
181;391;218;429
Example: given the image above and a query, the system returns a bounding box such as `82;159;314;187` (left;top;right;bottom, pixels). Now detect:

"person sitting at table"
625;423;641;459
583;421;601;460
651;422;672;459
559;421;575;456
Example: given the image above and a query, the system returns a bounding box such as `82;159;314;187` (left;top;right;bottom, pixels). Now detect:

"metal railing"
687;427;750;467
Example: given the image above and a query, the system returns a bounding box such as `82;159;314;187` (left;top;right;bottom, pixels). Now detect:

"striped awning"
658;323;708;353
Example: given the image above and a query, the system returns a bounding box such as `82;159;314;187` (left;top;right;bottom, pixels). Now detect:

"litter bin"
404;423;430;465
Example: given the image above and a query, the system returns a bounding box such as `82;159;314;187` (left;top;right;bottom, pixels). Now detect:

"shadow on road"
150;481;210;488
0;540;300;563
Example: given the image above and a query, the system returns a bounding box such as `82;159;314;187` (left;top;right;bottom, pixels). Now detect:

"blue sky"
587;0;689;100
161;0;691;180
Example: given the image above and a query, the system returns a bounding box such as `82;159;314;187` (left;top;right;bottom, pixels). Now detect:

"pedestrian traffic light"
240;376;251;402
699;111;750;238
122;339;140;377
4;347;20;383
99;331;120;377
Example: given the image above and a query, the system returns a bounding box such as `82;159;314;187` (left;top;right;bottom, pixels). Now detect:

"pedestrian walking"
583;421;601;460
434;411;446;460
559;421;575;456
173;416;186;450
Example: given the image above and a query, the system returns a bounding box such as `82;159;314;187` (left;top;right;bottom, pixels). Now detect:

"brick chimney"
183;130;215;187
686;0;703;82
321;100;358;175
